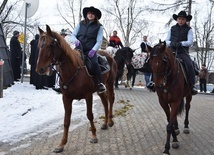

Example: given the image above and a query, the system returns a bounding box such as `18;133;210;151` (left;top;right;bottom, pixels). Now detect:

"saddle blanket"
131;53;147;69
105;46;119;57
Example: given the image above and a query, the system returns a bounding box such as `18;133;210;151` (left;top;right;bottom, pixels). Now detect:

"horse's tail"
178;98;185;115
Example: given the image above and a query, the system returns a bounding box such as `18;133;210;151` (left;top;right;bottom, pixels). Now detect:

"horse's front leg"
115;69;123;89
131;71;137;87
126;72;132;89
183;95;192;134
85;94;98;143
163;102;180;155
54;96;73;153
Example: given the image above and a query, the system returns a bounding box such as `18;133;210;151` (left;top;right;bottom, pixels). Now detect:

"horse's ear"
38;27;44;35
46;25;53;36
163;41;166;47
159;39;162;43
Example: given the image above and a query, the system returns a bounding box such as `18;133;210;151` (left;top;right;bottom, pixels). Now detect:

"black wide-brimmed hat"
83;6;102;20
173;11;192;21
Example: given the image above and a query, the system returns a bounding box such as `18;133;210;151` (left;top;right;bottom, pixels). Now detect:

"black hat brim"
83;7;102;20
173;14;192;21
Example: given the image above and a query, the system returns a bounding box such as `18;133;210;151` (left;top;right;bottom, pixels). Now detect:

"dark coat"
29;39;36;84
10;36;22;81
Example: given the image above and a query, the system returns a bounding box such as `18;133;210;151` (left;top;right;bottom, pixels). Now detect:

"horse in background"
125;52;151;88
105;46;118;57
112;47;135;89
36;25;117;153
147;41;192;155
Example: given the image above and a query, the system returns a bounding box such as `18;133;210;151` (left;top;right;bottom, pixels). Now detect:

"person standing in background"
140;36;151;53
199;64;208;93
10;30;21;82
52;29;68;93
140;36;152;87
109;30;124;49
29;37;36;85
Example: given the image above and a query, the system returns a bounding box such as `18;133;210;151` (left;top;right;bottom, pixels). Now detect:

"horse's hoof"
174;129;180;135
163;150;170;155
90;138;98;143
108;121;114;127
53;147;64;153
172;142;179;149
101;124;108;130
183;128;190;134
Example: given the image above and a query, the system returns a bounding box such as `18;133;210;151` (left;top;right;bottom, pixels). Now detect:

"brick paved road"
0;87;213;155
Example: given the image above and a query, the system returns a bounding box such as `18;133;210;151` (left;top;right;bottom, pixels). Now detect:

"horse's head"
115;47;134;66
148;41;174;87
35;25;59;75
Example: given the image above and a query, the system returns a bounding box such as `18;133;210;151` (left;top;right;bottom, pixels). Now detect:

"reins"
152;46;180;93
48;35;81;90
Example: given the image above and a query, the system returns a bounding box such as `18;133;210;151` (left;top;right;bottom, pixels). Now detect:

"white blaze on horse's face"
36;35;54;76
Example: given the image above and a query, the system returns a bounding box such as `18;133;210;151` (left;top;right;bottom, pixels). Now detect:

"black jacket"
77;20;101;51
10;36;22;59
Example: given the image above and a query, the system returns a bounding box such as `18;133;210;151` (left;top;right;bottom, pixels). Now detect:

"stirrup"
97;83;106;94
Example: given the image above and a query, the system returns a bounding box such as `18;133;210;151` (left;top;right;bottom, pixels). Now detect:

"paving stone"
0;87;213;155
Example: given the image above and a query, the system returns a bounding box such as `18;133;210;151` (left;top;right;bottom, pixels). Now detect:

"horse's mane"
53;32;83;67
165;47;176;61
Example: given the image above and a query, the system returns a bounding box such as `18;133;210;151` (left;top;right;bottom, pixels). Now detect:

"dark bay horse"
113;47;134;88
36;25;117;153
147;41;192;155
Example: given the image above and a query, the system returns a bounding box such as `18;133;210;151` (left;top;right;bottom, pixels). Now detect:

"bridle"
39;34;80;90
151;44;179;93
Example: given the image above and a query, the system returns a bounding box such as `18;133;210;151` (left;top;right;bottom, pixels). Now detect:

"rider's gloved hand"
176;42;182;47
170;42;176;47
75;40;80;47
88;49;96;58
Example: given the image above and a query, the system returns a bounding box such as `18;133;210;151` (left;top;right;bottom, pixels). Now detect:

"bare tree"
0;0;38;40
102;0;148;47
193;3;214;70
56;0;85;31
147;0;194;26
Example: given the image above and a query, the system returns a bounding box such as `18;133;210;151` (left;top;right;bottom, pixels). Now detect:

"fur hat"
83;6;102;20
173;11;192;21
13;30;19;36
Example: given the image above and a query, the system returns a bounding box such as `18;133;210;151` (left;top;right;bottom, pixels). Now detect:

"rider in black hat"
165;10;197;95
71;6;106;94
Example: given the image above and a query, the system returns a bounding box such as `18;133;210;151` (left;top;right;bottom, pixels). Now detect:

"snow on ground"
0;82;100;143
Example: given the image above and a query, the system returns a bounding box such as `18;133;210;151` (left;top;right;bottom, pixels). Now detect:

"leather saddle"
75;48;110;76
84;53;110;77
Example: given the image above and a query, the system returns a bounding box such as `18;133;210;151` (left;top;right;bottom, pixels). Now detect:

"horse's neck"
58;53;80;76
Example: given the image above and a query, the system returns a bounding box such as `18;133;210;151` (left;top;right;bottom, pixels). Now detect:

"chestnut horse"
147;41;192;155
36;25;117;153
